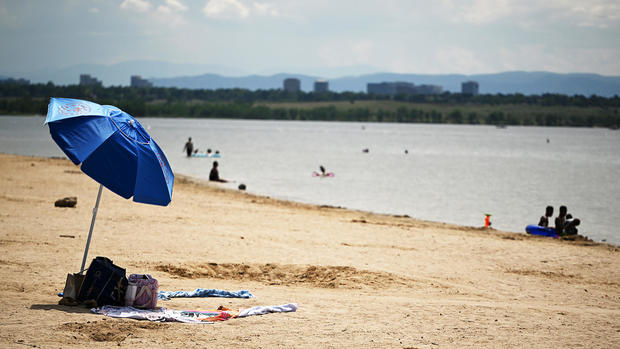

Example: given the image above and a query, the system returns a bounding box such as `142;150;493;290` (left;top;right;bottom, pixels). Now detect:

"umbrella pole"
79;184;103;274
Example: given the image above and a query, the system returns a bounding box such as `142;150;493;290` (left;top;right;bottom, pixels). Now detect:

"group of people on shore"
538;205;581;236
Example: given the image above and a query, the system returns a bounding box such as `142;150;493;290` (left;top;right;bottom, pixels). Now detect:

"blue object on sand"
158;288;254;300
525;225;558;238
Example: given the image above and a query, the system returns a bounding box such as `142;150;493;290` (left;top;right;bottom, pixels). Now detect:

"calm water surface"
1;115;619;245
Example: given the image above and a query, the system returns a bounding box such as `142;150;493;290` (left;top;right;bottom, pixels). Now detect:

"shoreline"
9;150;616;248
176;171;616;250
7;151;617;251
1;153;619;348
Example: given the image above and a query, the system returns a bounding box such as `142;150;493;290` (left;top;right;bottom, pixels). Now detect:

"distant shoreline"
1;112;619;130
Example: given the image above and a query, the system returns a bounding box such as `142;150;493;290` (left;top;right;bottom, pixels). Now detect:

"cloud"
155;0;188;25
120;0;152;13
118;0;188;27
253;2;279;17
202;0;282;19
439;0;527;24
569;2;620;28
438;0;620;28
203;0;250;19
162;0;188;12
89;7;100;14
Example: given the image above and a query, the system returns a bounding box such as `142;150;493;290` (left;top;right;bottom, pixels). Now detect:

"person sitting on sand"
209;161;228;183
555;205;568;236
538;205;554;228
564;218;581;235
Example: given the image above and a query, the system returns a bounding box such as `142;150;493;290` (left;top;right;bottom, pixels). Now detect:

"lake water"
1;115;619;245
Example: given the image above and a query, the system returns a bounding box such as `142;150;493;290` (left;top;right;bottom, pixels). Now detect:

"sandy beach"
0;153;618;348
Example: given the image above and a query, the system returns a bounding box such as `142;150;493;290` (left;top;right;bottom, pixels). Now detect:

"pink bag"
127;274;158;309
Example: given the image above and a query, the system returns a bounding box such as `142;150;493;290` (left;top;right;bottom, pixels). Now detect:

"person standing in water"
183;137;194;157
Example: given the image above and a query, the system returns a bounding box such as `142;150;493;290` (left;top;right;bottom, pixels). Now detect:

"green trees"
1;81;619;127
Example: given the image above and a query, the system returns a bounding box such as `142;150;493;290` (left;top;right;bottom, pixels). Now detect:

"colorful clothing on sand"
91;303;298;324
158;288;254;300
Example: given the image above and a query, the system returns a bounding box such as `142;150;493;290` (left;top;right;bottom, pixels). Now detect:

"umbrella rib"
108;117;151;145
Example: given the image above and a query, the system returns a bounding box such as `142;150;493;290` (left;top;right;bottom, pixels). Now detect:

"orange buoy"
484;213;492;228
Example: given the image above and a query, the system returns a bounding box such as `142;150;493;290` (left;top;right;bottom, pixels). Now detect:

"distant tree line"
0;81;619;127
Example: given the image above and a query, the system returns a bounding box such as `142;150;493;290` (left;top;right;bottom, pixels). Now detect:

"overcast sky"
1;0;619;77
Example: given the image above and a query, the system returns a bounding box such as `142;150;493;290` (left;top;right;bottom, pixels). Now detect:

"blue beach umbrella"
45;98;174;272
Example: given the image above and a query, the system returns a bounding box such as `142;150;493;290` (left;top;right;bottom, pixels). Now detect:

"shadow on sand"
30;303;92;314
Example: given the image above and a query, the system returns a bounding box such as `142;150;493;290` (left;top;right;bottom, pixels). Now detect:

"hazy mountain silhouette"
2;60;619;96
151;73;319;91
4;60;248;86
152;71;620;97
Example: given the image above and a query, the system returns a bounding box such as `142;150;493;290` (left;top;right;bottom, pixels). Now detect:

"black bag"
77;256;128;306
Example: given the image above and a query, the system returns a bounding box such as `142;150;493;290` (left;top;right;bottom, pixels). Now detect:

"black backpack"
77;256;128;306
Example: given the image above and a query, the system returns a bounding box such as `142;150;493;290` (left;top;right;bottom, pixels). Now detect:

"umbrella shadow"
30;303;93;314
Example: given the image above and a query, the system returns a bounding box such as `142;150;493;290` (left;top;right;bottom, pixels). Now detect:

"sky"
1;0;619;78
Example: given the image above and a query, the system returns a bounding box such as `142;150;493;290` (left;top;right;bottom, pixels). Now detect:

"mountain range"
3;60;620;97
151;71;620;97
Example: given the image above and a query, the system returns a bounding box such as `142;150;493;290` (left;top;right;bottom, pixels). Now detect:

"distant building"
283;78;301;92
0;77;29;85
367;81;442;95
415;84;443;95
314;80;329;93
461;81;479;95
131;75;153;88
368;82;412;95
79;74;102;87
367;82;389;94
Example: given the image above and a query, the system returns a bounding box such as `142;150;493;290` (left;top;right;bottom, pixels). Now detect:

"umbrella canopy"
45;97;174;273
45;97;173;205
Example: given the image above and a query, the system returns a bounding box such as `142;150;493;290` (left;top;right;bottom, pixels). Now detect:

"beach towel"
60;287;254;301
158;288;254;300
237;303;298;317
91;303;298;324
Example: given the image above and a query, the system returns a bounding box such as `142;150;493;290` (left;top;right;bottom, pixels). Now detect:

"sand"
0;153;618;348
